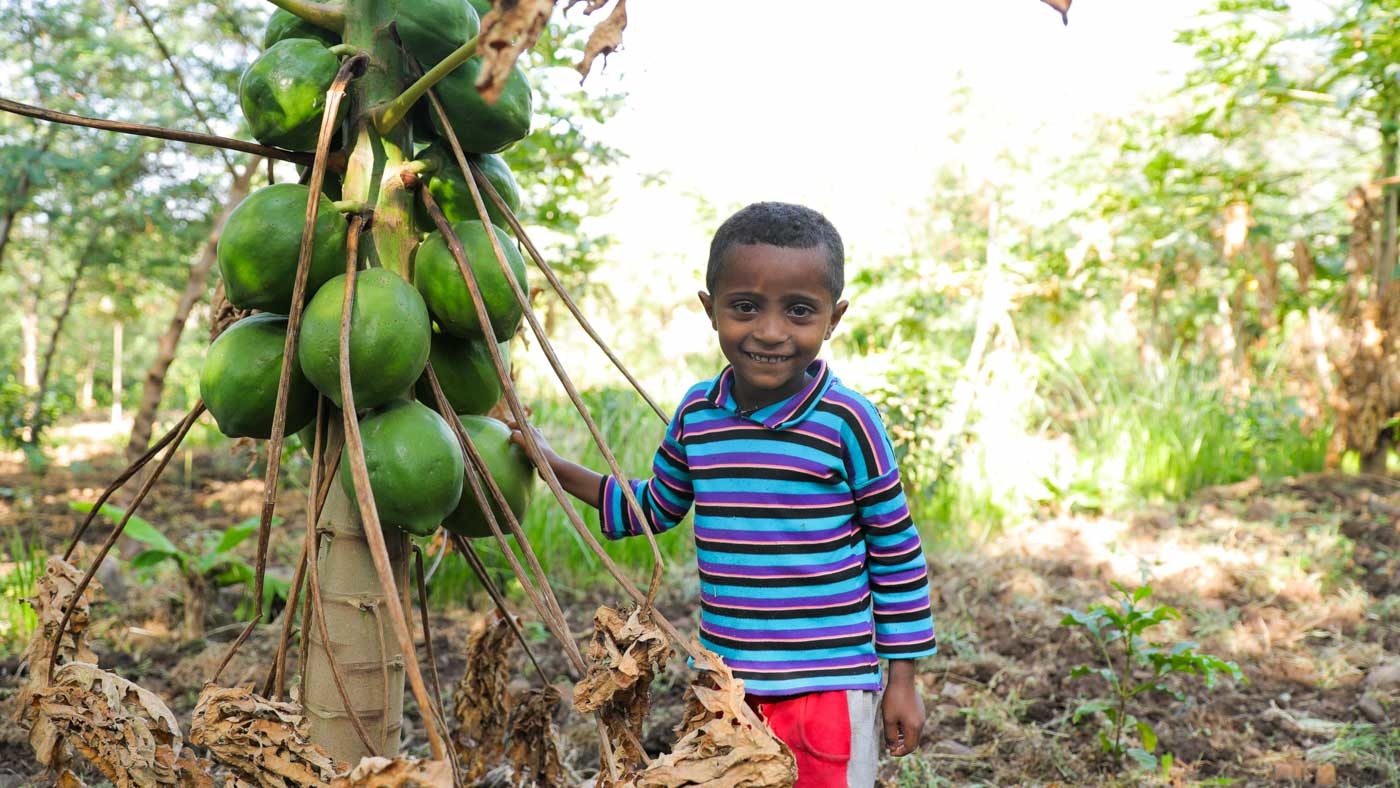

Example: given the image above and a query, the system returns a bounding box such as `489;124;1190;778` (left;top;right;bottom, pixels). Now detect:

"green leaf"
1072;698;1115;724
1127;748;1158;770
129;549;175;570
1137;720;1158;753
1132;585;1153;603
213;520;261;554
70;501;178;555
1159;752;1174;778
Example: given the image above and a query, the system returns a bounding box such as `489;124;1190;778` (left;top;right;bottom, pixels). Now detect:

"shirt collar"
706;359;832;430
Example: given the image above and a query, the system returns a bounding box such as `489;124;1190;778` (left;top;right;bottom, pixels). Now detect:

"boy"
515;202;937;786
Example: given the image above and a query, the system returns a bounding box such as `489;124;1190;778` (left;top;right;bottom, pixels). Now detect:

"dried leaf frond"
476;0;555;103
574;605;671;771
576;0;626;79
31;662;184;788
635;644;795;788
505;686;571;786
330;756;452;787
452;612;515;781
189;684;341;787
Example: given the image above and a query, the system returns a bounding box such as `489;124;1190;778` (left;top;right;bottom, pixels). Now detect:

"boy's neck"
731;370;812;415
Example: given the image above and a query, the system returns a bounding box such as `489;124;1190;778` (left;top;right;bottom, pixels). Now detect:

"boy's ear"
825;299;850;339
698;291;717;328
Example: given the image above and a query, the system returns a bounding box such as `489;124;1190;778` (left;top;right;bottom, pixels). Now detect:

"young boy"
516;202;937;786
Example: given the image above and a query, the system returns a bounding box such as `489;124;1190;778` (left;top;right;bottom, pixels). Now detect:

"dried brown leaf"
452;613;515;782
504;686;571;786
635;643;795;788
563;0;609;13
1040;0;1071;24
189;684;340;788
574;605;671;772
475;0;556;104
17;558;102;771
576;0;626;79
30;662;184;788
330;756;452;787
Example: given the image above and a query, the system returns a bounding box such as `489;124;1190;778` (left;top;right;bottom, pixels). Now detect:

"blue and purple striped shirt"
599;360;938;696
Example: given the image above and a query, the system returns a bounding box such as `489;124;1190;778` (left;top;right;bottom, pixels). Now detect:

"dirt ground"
2;436;1398;787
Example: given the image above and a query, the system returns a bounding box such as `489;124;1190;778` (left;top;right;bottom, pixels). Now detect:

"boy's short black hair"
706;202;845;299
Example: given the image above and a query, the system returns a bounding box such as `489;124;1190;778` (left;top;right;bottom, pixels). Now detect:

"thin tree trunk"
111;320;124;427
1380;125;1398;299
26;243;94;444
78;353;95;411
0;124;60;278
20;293;39;390
126;158;259;461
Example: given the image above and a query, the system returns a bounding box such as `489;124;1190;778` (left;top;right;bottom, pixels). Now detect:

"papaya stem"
0;96;320;167
371;37;478;134
332;199;367;213
264;0;345;32
327;43;362;58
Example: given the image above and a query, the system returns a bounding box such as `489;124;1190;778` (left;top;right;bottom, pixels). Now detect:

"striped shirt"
599;360;938;696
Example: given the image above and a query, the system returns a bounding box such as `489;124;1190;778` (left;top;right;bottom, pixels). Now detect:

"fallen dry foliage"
475;0;555;103
452;613;514;781
189;684;341;788
504;686;571;786
574;605;671;771
575;0;626;78
634;644;795;788
16;558;102;772
329;756;452;787
30;662;184;788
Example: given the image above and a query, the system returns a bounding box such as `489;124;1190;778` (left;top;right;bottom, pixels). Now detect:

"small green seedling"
1060;581;1244;775
70;502;286;639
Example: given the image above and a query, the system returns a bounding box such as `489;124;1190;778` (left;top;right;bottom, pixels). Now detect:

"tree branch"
0;96;321;167
264;0;345;33
127;0;238;178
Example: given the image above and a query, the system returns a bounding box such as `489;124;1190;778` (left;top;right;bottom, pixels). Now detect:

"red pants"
748;690;879;787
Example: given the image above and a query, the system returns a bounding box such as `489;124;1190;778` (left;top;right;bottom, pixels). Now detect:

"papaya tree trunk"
127;157;259;462
26;240;94;445
303;0;420;763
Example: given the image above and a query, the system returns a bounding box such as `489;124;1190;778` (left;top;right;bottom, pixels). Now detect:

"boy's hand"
506;418;557;470
881;660;925;757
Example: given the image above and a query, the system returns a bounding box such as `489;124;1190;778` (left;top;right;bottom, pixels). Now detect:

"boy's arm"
514;423;603;508
509;404;695;540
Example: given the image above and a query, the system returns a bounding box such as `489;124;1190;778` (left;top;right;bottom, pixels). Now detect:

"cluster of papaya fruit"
199;0;535;541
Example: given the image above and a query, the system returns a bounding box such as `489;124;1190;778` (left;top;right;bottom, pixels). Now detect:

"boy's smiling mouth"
745;351;792;364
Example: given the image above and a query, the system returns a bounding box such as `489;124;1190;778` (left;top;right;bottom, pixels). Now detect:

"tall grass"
429;386;696;607
0;528;44;657
1039;343;1328;509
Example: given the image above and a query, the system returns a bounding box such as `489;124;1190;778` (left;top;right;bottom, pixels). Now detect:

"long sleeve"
842;398;938;660
599;404;694;540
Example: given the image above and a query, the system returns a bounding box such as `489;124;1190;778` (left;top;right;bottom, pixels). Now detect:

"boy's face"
698;243;848;411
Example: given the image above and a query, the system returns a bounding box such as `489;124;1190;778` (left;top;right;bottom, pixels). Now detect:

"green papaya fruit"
413;219;528;341
413;145;522;230
201;313;318;440
217;183;347;314
431;57;532;154
263;9;340;49
298;268;432;411
239;38;344;151
396;0;480;67
342;399;464;536
444;415;533;538
416;332;507;416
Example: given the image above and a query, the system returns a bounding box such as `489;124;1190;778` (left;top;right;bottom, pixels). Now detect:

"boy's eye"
732;301;758;314
788;304;816;318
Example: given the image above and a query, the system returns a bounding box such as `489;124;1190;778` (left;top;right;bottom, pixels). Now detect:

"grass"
1307;725;1400;785
1038;342;1328;509
0;527;44;657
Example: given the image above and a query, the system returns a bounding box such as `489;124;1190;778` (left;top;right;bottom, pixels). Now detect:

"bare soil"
2;438;1398;787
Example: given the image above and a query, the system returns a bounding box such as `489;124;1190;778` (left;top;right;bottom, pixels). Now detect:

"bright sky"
586;0;1211;267
526;1;1215;393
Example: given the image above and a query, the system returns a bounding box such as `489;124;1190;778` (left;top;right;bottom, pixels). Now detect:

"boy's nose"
753;314;786;344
